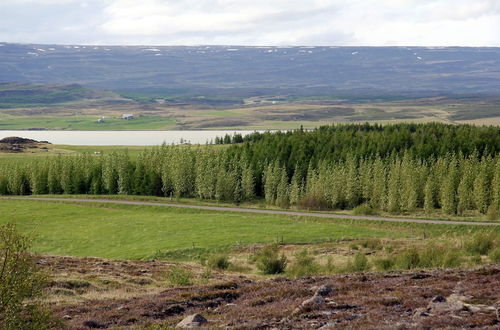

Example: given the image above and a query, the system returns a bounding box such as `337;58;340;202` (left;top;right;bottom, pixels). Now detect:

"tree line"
0;139;498;216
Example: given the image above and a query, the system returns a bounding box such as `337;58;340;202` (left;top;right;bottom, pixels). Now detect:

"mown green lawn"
0;199;411;260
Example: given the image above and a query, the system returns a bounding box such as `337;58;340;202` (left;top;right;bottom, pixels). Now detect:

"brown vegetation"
37;255;499;329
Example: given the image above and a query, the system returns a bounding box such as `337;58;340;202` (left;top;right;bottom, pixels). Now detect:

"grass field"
1;96;499;130
0;115;176;130
0;198;461;260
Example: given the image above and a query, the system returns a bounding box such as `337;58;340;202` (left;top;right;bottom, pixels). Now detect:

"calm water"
0;130;263;146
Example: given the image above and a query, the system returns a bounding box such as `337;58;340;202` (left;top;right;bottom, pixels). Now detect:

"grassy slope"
0;199;420;260
0;115;176;130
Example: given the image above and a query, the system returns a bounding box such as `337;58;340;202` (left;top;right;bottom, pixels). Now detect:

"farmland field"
0;198;412;259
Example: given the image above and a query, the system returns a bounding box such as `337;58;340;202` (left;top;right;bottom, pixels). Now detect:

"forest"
1;123;499;216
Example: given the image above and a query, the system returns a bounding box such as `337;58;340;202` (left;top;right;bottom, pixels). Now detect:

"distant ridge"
1;43;500;98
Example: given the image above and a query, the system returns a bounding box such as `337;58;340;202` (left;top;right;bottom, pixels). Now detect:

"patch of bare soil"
40;255;499;329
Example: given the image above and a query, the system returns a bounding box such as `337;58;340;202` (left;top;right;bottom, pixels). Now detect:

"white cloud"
0;0;499;45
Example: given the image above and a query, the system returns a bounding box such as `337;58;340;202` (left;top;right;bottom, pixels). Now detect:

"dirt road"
4;196;499;226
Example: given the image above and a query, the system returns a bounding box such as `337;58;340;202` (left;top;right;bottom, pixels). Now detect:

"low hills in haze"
1;43;499;129
2;43;500;99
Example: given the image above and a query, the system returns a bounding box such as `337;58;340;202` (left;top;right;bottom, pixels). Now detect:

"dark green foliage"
489;247;500;263
165;266;192;286
352;204;378;216
288;249;320;278
206;255;230;270
0;224;56;329
345;252;369;272
374;257;395;271
0;123;498;216
251;244;287;274
396;248;421;270
465;231;498;255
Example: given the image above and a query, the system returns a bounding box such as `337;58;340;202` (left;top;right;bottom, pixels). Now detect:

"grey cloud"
0;0;499;46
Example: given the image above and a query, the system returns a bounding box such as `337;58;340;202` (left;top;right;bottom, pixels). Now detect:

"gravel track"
4;196;499;226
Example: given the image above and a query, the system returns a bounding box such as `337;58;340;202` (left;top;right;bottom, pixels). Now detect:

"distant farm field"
0;198;432;260
0;115;176;130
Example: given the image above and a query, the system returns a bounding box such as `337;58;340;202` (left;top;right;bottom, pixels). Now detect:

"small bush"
360;238;383;250
374;257;395;271
465;231;497;255
0;224;57;329
346;252;369;272
206;255;230;270
352;204;378;216
252;244;287;274
469;254;482;265
396;247;420;270
349;243;359;250
486;205;498;221
489;247;500;263
297;195;329;210
166;266;192;286
324;256;337;273
288;249;320;278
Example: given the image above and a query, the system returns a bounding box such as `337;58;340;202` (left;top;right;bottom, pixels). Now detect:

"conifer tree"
387;159;401;213
344;155;360;208
276;166;290;208
423;171;437;213
441;157;459;214
289;166;302;206
473;157;491;213
457;157;475;215
371;157;386;210
241;162;255;201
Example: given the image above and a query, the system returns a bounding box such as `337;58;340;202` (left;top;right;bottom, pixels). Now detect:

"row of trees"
1;145;498;215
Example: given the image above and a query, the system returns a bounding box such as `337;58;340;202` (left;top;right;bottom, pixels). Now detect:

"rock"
292;295;325;315
315;285;333;297
62;314;72;320
412;307;431;320
82;320;106;328
176;314;207;328
431;295;446;303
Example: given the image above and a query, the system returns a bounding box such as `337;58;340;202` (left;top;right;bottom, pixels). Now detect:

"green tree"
0;224;55;329
441;157;459;214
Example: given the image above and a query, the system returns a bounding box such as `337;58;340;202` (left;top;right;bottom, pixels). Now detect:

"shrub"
374;257;395;271
346;252;369;272
252;244;287;274
418;245;445;268
469;255;482;265
166;266;192;286
396;247;420;270
297;195;329;210
352;204;378;216
349;243;359;250
0;224;57;329
442;250;462;268
288;249;320;278
486;205;498;221
360;238;383;250
489;247;500;263
465;231;497;255
206;255;230;270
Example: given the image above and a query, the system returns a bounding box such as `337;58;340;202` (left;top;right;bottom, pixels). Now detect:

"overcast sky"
1;0;499;46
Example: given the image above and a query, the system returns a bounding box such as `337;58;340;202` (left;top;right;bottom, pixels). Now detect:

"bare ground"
39;255;500;329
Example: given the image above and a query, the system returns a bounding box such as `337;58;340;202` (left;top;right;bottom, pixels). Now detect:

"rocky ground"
38;255;499;329
0;136;50;152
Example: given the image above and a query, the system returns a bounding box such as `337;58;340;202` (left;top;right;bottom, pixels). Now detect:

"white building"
122;114;134;120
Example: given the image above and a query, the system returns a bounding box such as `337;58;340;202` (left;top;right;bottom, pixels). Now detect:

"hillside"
2;43;500;99
0;83;129;108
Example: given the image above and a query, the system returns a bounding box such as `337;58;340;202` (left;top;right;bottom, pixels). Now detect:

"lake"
0;130;263;146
